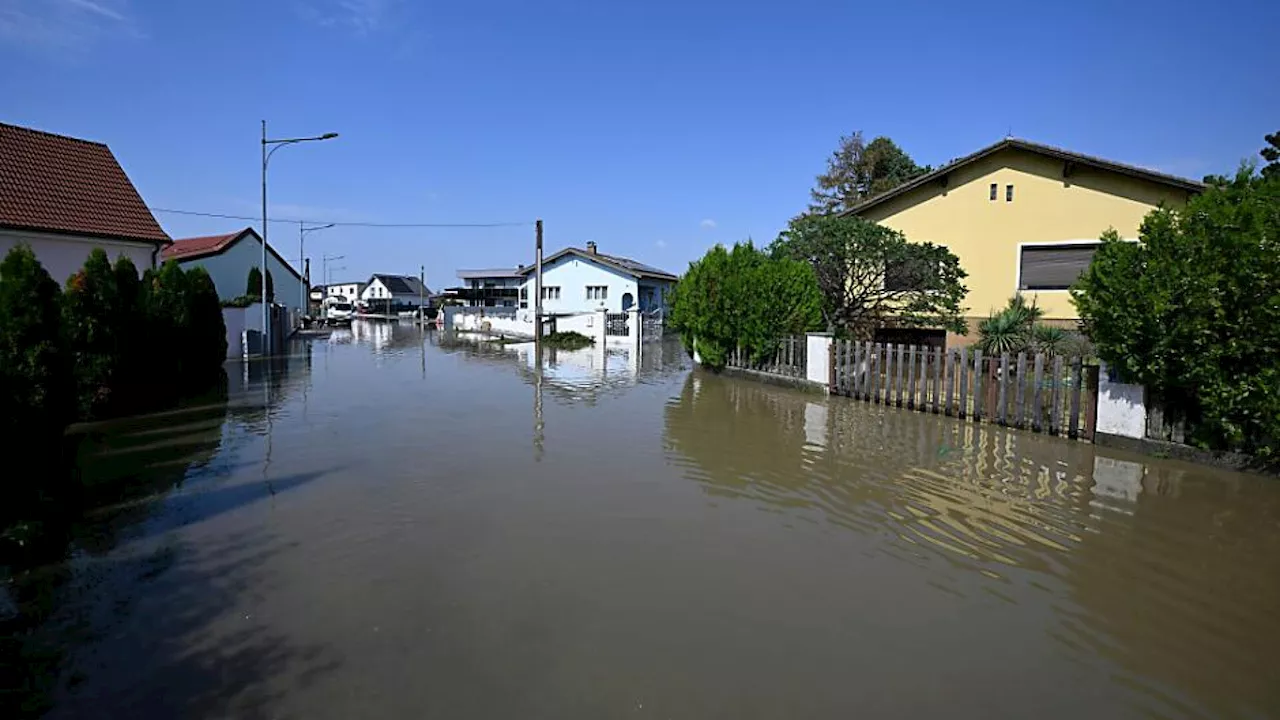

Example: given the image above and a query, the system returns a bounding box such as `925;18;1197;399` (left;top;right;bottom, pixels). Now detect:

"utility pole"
535;218;543;343
419;264;425;325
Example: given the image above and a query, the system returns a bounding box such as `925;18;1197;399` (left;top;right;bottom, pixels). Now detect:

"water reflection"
663;371;1280;719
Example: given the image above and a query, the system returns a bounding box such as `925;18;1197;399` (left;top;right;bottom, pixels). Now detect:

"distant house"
0;122;170;283
446;268;524;307
842;137;1204;343
325;281;366;304
361;274;431;310
516;242;676;314
163;227;306;316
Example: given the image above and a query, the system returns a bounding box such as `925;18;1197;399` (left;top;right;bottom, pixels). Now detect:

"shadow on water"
2;343;325;718
663;370;1280;719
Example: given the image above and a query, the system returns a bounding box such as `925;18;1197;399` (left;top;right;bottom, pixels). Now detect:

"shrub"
670;242;823;369
246;266;263;300
0;244;74;532
1073;168;1280;455
976;294;1079;357
62;249;128;420
544;331;593;350
185;267;228;388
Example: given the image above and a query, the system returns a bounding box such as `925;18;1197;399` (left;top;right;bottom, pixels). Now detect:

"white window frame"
1014;240;1111;293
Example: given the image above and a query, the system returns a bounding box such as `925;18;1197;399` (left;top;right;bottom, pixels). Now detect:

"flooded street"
17;320;1280;719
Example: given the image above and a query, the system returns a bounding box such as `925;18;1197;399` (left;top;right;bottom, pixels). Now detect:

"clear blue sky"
2;0;1277;290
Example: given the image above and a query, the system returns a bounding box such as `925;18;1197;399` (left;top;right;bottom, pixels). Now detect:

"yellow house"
844;138;1203;344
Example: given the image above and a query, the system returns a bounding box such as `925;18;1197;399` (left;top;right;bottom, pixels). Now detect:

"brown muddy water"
10;320;1280;719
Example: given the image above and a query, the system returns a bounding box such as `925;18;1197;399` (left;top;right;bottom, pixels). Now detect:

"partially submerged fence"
830;341;1099;440
726;336;808;380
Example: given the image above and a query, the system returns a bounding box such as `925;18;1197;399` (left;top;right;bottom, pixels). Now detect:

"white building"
361;273;431;310
516;242;676;314
163;227;306;317
0;122;170;283
449;268;524;307
325;281;366;303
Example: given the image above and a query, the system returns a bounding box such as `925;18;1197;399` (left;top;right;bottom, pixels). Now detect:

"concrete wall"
453;308;623;346
221;303;264;359
806;333;833;387
176;235;305;316
0;227;155;285
858;146;1194;321
1096;361;1147;439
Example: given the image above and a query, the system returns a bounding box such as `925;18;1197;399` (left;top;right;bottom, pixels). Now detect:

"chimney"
586;241;597;255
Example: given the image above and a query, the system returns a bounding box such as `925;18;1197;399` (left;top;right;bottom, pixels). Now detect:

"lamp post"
322;254;345;299
299;222;335;313
262;121;338;353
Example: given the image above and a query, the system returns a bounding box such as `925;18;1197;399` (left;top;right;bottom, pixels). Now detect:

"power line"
148;206;534;229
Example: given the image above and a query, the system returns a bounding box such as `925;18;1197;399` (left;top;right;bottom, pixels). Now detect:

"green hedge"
1;245;228;553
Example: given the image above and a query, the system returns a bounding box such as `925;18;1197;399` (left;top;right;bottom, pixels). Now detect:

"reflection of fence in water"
831;341;1099;441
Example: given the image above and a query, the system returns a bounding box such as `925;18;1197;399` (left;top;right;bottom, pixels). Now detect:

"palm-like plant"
1031;323;1069;355
976;309;1030;354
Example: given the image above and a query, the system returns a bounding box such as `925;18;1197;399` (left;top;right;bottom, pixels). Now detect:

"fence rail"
727;336;807;379
831;341;1099;441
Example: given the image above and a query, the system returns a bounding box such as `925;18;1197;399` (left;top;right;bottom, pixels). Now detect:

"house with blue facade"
516;242;676;315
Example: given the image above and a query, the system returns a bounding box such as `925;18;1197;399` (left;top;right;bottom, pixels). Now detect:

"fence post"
907;345;918;409
894;344;906;407
1050;355;1064;436
1069;356;1084;439
972;348;984;421
1083;364;1100;441
957;347;969;419
932;346;943;414
1014;352;1028;429
1031;353;1045;432
827;337;836;392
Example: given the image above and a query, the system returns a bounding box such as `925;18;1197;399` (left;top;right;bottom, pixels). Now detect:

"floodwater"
10;320;1280;719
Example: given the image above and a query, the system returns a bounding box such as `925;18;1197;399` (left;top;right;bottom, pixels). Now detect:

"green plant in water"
543;331;594;350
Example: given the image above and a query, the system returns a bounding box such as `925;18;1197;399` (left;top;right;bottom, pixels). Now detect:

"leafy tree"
63;249;126;420
772;214;967;338
1262;130;1280;180
0;244;74;532
808;132;929;214
266;269;275;303
185;267;228;389
143;261;193;401
1072;168;1280;456
246;265;263;300
670;242;823;369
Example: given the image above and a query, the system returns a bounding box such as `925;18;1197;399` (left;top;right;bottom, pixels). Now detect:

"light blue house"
516;242;676;314
163;227;306;317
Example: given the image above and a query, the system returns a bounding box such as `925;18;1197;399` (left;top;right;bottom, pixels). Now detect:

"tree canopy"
1071;167;1280;456
808;132;930;215
771;214;968;338
669;242;823;369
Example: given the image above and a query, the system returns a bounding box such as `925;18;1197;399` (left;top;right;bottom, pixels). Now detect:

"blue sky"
2;0;1277;289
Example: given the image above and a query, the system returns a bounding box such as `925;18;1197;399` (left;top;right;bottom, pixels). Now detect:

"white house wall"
521;255;638;314
176;235;305;315
0;228;156;285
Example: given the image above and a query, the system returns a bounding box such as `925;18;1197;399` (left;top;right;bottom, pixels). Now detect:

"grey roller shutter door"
1019;245;1098;290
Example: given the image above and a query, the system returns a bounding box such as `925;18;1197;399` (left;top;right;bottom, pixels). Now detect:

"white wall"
176;235;305;316
1096;362;1147;439
520;255;638;314
0;228;156;285
454;309;537;338
327;283;363;301
806;333;832;388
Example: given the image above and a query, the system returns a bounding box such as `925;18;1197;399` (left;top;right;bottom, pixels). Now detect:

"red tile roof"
0;122;169;244
163;227;303;281
162;230;241;261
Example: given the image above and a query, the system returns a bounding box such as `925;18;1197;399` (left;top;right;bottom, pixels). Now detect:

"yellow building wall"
858;147;1192;330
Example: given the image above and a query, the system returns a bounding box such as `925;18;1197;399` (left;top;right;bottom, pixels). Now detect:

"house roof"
842;137;1207;217
457;268;524;280
515;247;677;281
370;273;431;296
0;122;170;244
163;227;302;281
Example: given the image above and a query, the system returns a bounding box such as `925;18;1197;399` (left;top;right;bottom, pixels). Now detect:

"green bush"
670;242;823;369
246;266;263;300
976;294;1081;356
1072;168;1280;456
185;267;228;388
0;244;74;533
543;331;594;350
63;249;130;420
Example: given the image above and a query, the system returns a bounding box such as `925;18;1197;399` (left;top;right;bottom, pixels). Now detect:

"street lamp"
299;222;335;313
322;254;345;298
262;121;338;353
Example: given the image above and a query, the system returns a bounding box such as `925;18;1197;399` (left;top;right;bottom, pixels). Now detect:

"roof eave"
0;221;171;246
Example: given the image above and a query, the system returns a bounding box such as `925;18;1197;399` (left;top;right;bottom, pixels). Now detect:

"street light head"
321;133;339;140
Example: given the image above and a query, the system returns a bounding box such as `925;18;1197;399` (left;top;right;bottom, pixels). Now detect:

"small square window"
989;183;997;201
1006;184;1014;202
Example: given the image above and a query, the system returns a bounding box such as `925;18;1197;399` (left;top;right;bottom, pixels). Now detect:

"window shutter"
1019;245;1098;290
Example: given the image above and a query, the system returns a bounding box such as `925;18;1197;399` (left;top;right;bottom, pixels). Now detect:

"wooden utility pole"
419;264;426;326
535;218;544;343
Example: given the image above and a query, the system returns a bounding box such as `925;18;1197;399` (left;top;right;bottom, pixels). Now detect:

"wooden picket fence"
727;336;807;379
830;341;1100;441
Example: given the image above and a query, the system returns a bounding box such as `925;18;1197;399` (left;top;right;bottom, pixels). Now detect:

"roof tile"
0;123;169;244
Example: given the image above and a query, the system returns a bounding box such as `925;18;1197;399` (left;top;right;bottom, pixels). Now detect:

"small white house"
0;122;170;283
517;242;676;314
326;281;366;303
361;273;431;310
163;227;306;317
